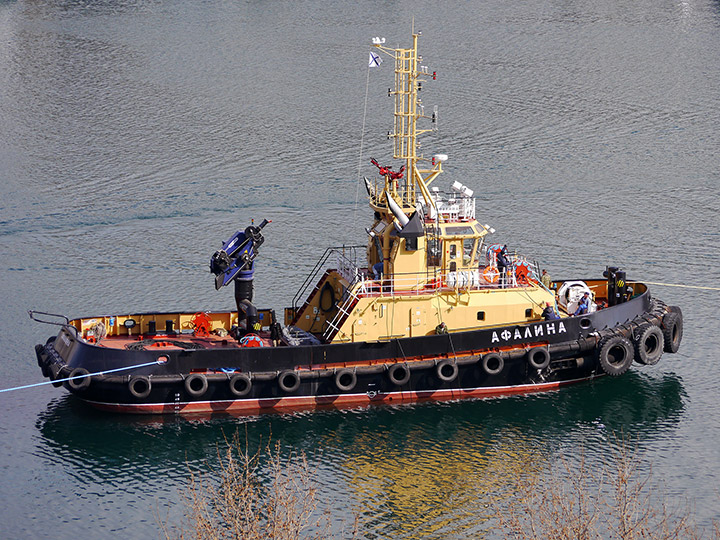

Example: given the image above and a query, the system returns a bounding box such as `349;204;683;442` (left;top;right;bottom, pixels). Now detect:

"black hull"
35;289;681;415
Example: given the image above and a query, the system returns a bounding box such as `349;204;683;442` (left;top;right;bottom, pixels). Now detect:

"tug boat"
33;31;683;415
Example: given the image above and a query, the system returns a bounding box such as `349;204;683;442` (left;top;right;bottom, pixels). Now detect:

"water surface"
1;0;719;538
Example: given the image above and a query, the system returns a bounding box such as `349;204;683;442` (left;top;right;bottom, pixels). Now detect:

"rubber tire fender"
67;367;91;391
185;373;209;398
633;325;664;365
229;373;252;397
482;353;504;376
527;347;551;370
388;363;411;386
278;370;301;393
334;369;357;392
37;347;50;377
436;359;459;382
661;311;683;353
598;335;634;376
129;376;152;399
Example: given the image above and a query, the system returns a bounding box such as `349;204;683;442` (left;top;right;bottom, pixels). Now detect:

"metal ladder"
322;277;362;343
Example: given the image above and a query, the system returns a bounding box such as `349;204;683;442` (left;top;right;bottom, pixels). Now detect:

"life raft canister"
239;334;264;347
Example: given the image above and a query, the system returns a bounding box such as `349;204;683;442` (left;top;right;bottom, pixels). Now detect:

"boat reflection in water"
36;371;685;537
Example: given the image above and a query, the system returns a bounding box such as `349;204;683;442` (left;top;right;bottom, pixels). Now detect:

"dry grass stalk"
496;435;718;540
162;431;325;540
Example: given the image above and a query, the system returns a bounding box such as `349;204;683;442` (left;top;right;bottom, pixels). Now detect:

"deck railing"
291;246;365;313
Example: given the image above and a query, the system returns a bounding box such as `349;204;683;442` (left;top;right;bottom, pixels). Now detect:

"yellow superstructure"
287;31;555;343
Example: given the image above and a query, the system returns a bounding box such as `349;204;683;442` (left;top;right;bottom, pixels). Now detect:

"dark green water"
1;0;719;538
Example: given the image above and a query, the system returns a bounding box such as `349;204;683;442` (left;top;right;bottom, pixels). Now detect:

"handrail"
291;245;365;312
28;310;69;326
27;310;79;336
322;274;362;342
352;266;543;298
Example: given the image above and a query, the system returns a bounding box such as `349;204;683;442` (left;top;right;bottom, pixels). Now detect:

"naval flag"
368;51;382;68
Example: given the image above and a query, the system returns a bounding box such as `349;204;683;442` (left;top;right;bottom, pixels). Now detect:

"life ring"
597;335;633;376
482;353;504;376
278;370;301;393
633;325;664;365
239;334;264;347
229;373;252;397
67;367;91;391
128;376;152;399
527;347;551;370
388;363;411;386
661;311;683;353
436;359;458;382
334;369;357;392
482;267;499;284
85;335;97;344
185;373;209;397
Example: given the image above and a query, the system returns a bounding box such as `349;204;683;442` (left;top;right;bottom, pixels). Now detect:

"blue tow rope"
0;359;164;394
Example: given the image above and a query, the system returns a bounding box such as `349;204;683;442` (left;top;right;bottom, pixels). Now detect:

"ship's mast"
373;32;443;216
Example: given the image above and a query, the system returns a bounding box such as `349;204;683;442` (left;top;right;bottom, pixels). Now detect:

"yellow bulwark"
288;32;555;343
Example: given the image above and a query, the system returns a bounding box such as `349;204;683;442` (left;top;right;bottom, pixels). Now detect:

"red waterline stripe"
84;375;597;415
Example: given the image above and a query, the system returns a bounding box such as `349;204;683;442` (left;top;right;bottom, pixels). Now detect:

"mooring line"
643;281;720;291
0;359;164;394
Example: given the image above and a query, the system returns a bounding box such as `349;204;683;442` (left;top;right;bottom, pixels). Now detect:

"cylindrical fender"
67;367;91;391
633;325;664;365
661;311;683;353
229;373;252;397
527;347;551;370
334;369;357;392
436;359;459;382
482;353;504;376
598;335;633;376
388;363;411;386
278;370;301;393
129;376;152;399
185;373;209;397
